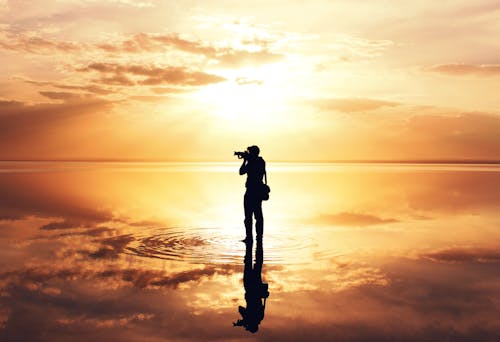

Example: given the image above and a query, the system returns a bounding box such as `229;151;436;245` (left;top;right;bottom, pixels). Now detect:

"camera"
234;151;248;159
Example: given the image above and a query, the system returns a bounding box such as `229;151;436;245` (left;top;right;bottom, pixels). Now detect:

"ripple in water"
125;226;332;265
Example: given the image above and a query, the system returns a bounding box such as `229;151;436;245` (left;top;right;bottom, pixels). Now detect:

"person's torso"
245;157;265;188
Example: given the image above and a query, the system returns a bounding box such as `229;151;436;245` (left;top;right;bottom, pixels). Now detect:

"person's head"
246;322;259;333
247;145;260;158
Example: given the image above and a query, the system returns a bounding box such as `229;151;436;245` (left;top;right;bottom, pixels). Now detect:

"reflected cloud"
426;63;500;77
56;313;155;328
313;97;400;113
407;172;500;214
314;212;399;226
0;262;240;295
88;234;135;260
40;220;88;231
0;165;500;341
0;175;113;224
51;227;114;238
420;246;500;263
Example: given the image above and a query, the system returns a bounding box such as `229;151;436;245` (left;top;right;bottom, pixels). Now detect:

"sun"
191;65;291;125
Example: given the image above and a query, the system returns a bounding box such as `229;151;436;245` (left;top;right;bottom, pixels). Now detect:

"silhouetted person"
233;239;269;333
239;145;266;242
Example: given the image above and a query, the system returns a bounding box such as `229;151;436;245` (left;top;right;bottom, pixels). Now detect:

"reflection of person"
233;239;269;333
239;145;266;242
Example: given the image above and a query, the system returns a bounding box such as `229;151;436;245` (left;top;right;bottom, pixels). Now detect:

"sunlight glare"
193;66;290;125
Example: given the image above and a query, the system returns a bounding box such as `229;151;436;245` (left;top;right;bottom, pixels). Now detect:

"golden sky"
1;0;500;161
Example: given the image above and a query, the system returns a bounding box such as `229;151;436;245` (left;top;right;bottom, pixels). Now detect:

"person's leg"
243;191;253;240
254;200;263;239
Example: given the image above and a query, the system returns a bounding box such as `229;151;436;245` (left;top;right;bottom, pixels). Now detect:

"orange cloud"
312;106;500;160
0;172;114;222
314;97;400;113
1;31;283;68
39;91;91;101
236;77;264;86
216;49;283;67
25;80;114;95
405;171;500;214
102;32;218;55
78;62;226;86
0;98;112;160
150;87;190;94
89;234;135;260
315;212;399;226
93;32;284;67
426;63;500;76
0;34;81;53
420;247;500;263
400;112;500;158
97;74;135;86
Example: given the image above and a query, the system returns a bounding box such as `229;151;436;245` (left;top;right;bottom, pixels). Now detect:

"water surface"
1;162;499;341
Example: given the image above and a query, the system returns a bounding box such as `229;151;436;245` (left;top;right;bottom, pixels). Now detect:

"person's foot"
240;237;252;243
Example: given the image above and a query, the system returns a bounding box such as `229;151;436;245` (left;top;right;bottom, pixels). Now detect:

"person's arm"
239;159;248;175
262;159;266;183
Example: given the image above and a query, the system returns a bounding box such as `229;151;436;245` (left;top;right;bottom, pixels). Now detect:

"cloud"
426;63;500;76
88;234;135;259
1;31;284;68
0;33;81;53
39;91;90;101
420;247;500;263
121;33;284;66
97;73;135;86
0;261;240;341
116;264;238;289
79;62;226;86
328;35;394;59
128;95;171;102
40;220;83;230
53;84;113;95
312;105;500;160
96;32;217;56
0;171;113;224
400;112;500;159
138;71;225;86
56;227;115;238
216;49;283;67
95;0;155;8
25;80;114;95
91;32;284;67
315;212;399;226
0;263;239;292
0;98;111;151
314;97;400;113
150;87;189;94
406;170;500;213
56;312;155;329
1;209;500;342
241;36;276;48
236;77;263;86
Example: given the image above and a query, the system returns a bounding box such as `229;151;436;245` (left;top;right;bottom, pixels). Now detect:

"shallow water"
1;162;499;341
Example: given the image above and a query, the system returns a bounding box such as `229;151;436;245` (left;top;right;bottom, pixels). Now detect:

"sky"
1;0;500;161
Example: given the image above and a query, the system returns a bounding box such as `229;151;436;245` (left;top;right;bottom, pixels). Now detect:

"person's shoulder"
258;157;265;165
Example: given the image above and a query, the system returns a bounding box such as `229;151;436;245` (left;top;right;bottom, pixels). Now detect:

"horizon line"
1;158;500;164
